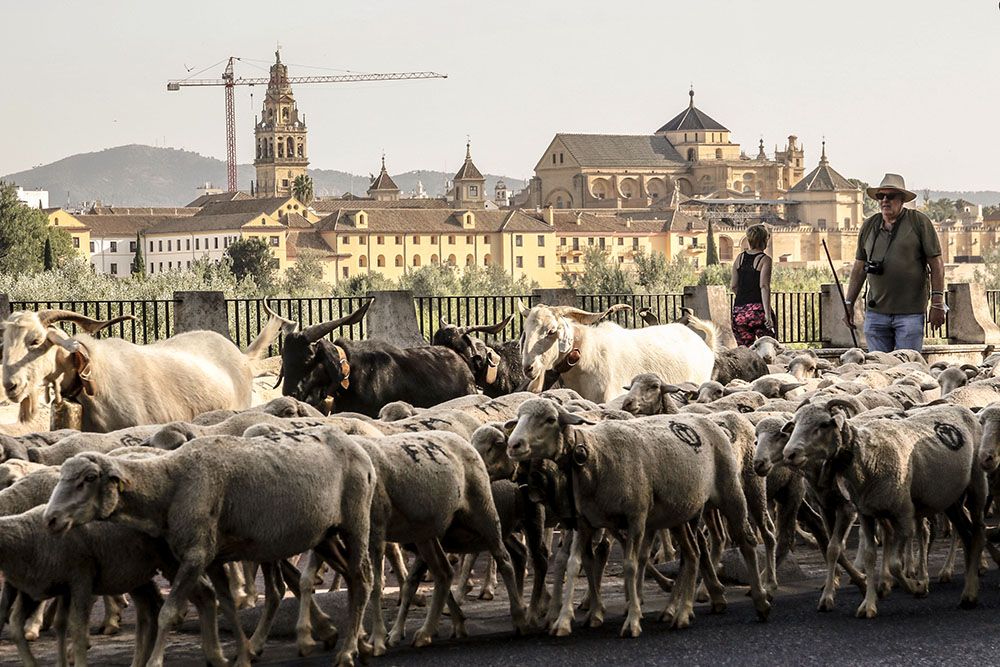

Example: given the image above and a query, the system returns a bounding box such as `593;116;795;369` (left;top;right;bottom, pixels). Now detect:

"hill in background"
2;145;526;207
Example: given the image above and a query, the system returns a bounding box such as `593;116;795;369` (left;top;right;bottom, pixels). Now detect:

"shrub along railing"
9;299;174;343
226;296;371;355
414;295;538;344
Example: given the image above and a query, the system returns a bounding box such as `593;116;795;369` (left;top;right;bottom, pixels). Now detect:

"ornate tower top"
253;50;308;198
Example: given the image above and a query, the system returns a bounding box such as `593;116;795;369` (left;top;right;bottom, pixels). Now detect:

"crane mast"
167;56;446;194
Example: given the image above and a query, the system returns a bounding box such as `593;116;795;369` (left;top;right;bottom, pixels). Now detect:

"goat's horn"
263;300;295;326
439;316;453;330
554;304;632;325
37;309;136;334
464;313;514;336
824;397;860;418
300;299;373;343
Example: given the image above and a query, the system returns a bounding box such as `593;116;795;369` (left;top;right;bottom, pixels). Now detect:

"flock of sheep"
1;299;1000;666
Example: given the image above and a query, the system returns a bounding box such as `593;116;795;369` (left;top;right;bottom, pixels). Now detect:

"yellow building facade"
45;208;90;259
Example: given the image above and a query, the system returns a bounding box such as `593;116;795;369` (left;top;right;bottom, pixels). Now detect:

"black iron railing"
226;297;371;356
577;293;686;328
988;290;999;326
415;295;537;343
9;299;174;343
729;291;824;345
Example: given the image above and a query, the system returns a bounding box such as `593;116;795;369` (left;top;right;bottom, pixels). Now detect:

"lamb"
42;427;378;667
620;374;681;416
27;425;161;466
505;399;770;637
782;400;987;618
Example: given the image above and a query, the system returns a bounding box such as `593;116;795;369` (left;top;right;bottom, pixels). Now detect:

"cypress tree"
131;232;146;277
706;219;719;265
42;237;54;270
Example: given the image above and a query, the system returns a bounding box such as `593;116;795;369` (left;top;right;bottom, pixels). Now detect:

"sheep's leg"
719;493;770;621
946;500;984;609
504;534;528;595
660;522;699;625
247;562;282;656
130;582;162;667
454;553;477;597
550;530;582;636
545;530;572;627
388;555;427;646
694;522;727;616
23;598;46;641
295;552;328;657
481;521;529;637
206;563;255;666
856;514;880;619
10;593;41;667
619;520;646;638
479;555;498;600
314;531;373;667
579;530;609;624
774;496;800;568
524;504;551;627
885;516;919;596
939;532;959;583
185;578;228;667
69;588;93;667
747;476;779;594
412;541;454;648
655;529;677;563
242;562;259;608
365;539;389;656
818;504;855;612
149;558;227;667
97;594;126;636
52;596;69;667
914;519;931;596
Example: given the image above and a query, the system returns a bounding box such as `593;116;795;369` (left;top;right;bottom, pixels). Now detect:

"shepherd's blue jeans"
863;311;925;353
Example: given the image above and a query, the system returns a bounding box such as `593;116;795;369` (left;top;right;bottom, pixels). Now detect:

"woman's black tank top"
734;251;765;306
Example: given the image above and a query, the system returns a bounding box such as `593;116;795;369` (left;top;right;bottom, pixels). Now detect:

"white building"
15;187;49;209
83;216;159;278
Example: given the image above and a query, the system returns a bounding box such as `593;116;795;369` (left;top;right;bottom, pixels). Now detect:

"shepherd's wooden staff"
822;239;858;348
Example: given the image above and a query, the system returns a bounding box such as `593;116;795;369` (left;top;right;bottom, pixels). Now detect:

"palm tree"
293;174;314;206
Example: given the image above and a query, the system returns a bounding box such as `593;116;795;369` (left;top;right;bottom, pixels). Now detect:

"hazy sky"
4;0;1000;190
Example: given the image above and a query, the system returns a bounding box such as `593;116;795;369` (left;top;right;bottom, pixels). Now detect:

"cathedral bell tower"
254;49;308;198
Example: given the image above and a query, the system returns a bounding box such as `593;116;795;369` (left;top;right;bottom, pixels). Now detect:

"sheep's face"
379;401;416;422
147;422;196;450
519;307;566;393
782;405;845;468
937;366;973;396
506;398;591;462
840;348;866;365
753;419;791;476
1;313;60;405
978;409;1000;472
750;337;784;364
44;454;124;534
696;381;725;404
621;374;675;416
471;425;515;480
788;356;818;381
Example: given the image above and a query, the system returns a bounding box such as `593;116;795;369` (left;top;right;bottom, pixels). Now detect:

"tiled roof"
368;163;399;192
533;209;702;234
656;91;728;133
554;134;685;168
286;230;341;258
285;212;312;229
79;215;162;237
454;159;484;181
148;212;278;234
312;197;449;211
787;159;856;193
88;207;198;216
194;197;297;217
316;208;551;234
186;191;253;207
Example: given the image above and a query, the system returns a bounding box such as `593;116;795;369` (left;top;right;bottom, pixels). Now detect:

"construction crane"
167;55;447;192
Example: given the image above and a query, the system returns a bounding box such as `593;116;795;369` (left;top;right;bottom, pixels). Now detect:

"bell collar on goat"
319;343;351;411
484;346;501;385
54;337;95;399
552;318;581;375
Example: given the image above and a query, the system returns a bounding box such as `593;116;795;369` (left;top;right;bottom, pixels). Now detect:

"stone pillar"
820;284;865;348
532;288;577;307
683;284;737;348
0;293;9;320
946;283;1000;345
365;290;426;347
173;291;229;339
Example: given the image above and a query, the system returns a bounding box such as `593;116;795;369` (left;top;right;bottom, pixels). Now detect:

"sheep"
787;352;832;381
26;425;161;466
712;346;769;385
936;364;982;395
750;336;785;364
42;427;378;667
379;401;419;421
738;373;806;399
146;411;328;450
0;460;49;490
271;425;528;656
935;378;1000;409
505;399;770;637
839;348;867;365
975;403;1000;471
0;430;77;462
620;374;681;416
782;400;987;618
1;304;294;432
518;301;715;403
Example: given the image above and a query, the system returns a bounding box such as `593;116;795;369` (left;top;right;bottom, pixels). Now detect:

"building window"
377;255;385;267
599;238;605;249
129;241;137;252
376;236;384;245
110;263;118;275
448;235;456;244
692;237;699;247
515;256;523;268
559;153;564;164
572;238;579;250
187;261;191;268
588;238;595;246
482;235;489;244
167;240;172;251
168;262;172;269
359;236;367;245
395;255;403;267
552;154;557;164
196;238;200;250
149;263;154;273
343;266;349;279
413;255;421;266
632;237;639;249
186;239;191;251
469;185;478;197
89;241;95;252
573;256;580;264
515;235;523;247
618;256;625;264
537;256;545;268
158;241;163;252
465;254;474;266
430;236;438;244
561;256;567;264
560;237;566;246
214;238;219;249
618;237;624;245
158;262;163;271
360;256;368;267
466;235;473;245
448;254;457;266
282;179;289;187
71;237;80;249
715;148;723;159
109;241;118;252
537;235;545;247
412;236;420;244
269;236;280;246
149;241;153;252
342;236;349;245
395;236;402;244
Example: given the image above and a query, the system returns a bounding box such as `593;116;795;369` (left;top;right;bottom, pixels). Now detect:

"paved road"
7;556;1000;665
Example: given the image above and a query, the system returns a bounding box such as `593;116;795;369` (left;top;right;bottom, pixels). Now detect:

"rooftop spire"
465;138;471;160
757;137;766;160
820;138;828;165
688;86;695;109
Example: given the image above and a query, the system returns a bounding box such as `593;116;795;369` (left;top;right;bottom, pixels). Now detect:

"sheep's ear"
517;299;531;318
899;399;914;411
503;418;518;433
920;379;939;391
558;409;594;427
779;420;795;435
622;385;632;391
103;460;132;493
661;384;684;394
832;412;848;429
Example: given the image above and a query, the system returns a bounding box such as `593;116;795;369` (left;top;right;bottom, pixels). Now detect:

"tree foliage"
292;175;315;206
225;237;277;292
848;179;878;216
922;197;957;222
561;247;632;294
130;233;146;277
0;183;74;273
282;249;331;296
705;220;719;265
42;237;53;271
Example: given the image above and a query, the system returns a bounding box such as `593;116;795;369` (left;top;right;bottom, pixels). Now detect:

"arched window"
377;255;385;267
687;148;695;161
466;254;474;266
268;140;274;157
297;143;303;157
447;254;457;266
483;253;492;266
359;255;367;268
395;255;403;267
431;253;439;264
287;137;294;157
556;196;563;208
277;141;284;158
256;140;261;159
413;255;421;267
715;148;723;159
282;107;289;121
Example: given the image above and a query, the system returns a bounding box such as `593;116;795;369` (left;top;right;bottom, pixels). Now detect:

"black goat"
432;315;527;397
713;346;769;384
279;301;477;417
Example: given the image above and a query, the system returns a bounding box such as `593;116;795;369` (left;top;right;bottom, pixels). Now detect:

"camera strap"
867;213;904;264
